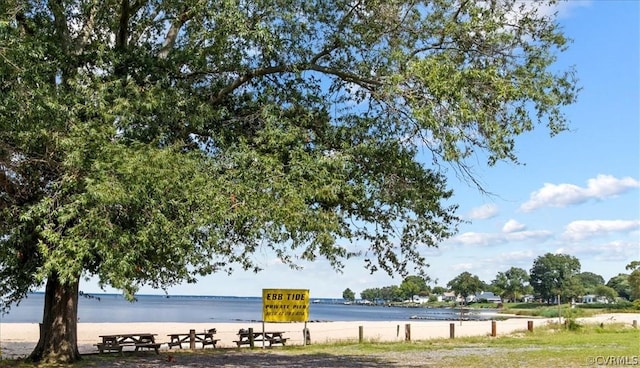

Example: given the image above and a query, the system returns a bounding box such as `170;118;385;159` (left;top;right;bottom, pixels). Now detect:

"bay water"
1;293;492;323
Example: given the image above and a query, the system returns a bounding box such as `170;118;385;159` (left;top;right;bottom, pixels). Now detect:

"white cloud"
451;232;505;247
520;183;584;211
467;204;499;220
584;175;640;198
419;246;443;257
514;0;591;19
555;240;639;262
452;263;474;272
562;220;640;241
492;250;535;264
520;175;640;212
552;0;592;19
479;250;536;273
450;229;552;247
595;241;639;262
502;219;526;233
506;230;553;242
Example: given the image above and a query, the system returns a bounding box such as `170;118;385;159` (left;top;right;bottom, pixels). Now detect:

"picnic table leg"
248;328;255;348
190;329;196;350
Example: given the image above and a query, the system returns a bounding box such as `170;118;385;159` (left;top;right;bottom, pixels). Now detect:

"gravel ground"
0;346;545;368
2;314;636;367
147;348;543;368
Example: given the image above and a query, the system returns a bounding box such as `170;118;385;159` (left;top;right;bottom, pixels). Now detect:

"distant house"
412;295;430;304
474;291;502;303
581;294;609;304
442;292;459;302
521;294;535;303
465;294;476;303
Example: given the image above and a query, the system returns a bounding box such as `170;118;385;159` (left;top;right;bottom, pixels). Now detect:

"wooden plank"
95;343;123;355
134;343;161;354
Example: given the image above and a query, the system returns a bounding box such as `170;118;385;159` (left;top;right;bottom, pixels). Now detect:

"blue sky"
84;0;639;298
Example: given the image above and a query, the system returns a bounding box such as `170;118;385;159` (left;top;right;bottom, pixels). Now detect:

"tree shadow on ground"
85;350;407;368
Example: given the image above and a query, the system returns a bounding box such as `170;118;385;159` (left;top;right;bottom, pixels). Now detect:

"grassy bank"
1;320;637;367
499;301;639;319
283;321;639;366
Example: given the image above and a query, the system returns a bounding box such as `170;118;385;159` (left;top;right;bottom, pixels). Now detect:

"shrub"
565;319;582;331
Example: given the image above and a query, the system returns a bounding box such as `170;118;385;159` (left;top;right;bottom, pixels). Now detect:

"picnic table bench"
233;328;288;347
167;329;219;349
96;333;160;355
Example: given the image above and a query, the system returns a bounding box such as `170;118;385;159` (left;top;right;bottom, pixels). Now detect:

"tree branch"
116;0;130;51
48;0;71;53
209;65;295;104
309;42;340;65
15;11;35;36
159;8;191;59
409;0;469;59
208;58;383;105
77;0;100;52
308;64;381;89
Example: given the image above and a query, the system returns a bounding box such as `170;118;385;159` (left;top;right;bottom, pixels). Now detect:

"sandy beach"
1;313;637;359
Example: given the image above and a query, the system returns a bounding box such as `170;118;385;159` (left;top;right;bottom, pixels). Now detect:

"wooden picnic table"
234;329;288;347
96;333;160;355
167;329;219;349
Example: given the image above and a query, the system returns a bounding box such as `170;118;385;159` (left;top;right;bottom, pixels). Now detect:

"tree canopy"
349;255;632;306
400;275;430;299
447;271;484;303
1;0;577;362
360;285;404;303
606;274;631;301
342;288;356;302
626;261;640;301
491;267;531;302
574;272;605;295
593;284;618;303
529;253;581;303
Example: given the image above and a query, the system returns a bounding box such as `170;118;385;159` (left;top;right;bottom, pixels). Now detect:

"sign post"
262;288;310;322
262;288;310;347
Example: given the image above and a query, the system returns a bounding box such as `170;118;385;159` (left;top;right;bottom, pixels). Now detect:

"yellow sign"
262;289;309;322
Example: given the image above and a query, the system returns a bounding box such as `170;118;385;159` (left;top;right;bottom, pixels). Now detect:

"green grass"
285;322;638;352
1;323;638;367
499;301;639;318
500;305;598;318
281;322;639;367
430;323;639;367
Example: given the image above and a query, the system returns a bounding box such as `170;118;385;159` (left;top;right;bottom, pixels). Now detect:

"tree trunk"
28;273;81;363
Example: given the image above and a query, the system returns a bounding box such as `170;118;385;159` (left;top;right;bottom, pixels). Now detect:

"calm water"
0;293;492;323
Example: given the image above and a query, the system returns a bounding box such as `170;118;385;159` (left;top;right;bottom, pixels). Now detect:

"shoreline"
1;313;637;359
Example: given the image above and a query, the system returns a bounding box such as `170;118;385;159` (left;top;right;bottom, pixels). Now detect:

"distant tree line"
343;253;640;304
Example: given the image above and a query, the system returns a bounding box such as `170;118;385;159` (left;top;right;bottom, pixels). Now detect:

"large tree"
626;261;640;301
447;271;484;304
342;288;356;302
574;271;605;295
593;285;618;303
360;288;381;303
400;275;430;300
492;267;531;302
606;274;631;300
529;253;581;303
1;0;577;362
